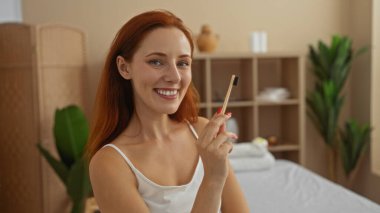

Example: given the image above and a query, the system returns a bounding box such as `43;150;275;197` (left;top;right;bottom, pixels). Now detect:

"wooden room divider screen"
0;23;87;213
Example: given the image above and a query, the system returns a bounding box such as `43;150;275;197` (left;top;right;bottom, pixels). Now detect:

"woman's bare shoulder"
89;146;118;169
89;145;136;186
191;116;209;132
89;145;150;212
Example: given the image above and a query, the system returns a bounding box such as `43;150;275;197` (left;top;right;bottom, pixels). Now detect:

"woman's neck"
125;109;175;142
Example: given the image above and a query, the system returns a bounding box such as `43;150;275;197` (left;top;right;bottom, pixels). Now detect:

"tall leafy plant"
307;35;369;181
37;105;92;213
307;36;353;147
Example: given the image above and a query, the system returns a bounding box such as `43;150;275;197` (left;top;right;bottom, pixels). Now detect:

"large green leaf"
54;105;89;168
37;143;69;184
71;199;86;213
66;158;92;202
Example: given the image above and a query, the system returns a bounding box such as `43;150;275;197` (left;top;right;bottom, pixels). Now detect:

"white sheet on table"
235;160;380;213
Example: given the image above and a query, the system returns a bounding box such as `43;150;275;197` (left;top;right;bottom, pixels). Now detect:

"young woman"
87;10;250;213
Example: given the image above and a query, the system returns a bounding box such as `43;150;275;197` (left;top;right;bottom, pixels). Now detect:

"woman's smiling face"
119;27;192;115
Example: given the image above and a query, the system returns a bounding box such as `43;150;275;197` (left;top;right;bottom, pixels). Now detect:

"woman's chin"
161;106;180;115
167;109;179;115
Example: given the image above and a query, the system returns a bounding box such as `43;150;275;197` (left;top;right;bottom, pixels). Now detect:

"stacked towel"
257;87;290;102
229;137;268;158
230;137;275;172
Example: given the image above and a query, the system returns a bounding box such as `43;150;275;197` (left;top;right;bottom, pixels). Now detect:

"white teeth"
156;89;178;96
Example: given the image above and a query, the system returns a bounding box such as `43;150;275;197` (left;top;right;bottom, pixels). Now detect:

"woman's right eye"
148;59;163;67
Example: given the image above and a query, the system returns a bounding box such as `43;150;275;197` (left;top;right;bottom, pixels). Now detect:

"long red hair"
86;10;199;159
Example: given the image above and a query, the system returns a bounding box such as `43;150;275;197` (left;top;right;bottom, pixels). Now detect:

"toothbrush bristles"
233;76;239;86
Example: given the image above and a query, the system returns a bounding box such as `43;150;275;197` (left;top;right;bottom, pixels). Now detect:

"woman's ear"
116;56;132;80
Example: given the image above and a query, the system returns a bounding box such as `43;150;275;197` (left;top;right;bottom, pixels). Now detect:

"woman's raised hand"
197;111;237;182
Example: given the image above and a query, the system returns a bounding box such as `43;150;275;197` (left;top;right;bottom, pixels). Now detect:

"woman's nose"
165;63;181;83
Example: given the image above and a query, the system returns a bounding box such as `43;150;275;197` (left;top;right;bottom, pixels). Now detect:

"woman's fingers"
220;140;233;154
197;110;236;180
211;110;230;134
207;131;237;151
218;112;231;134
199;113;231;147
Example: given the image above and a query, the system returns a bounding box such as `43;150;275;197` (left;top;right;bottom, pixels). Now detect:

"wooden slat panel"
38;25;85;66
0;24;43;212
0;23;87;213
37;25;86;213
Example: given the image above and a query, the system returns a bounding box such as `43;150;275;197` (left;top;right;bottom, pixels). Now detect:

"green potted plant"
307;35;369;181
37;105;92;213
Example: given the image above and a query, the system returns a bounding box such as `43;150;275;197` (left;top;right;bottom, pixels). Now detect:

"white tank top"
103;121;220;213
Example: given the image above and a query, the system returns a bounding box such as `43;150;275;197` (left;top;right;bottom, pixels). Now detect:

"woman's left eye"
148;59;163;66
177;60;190;68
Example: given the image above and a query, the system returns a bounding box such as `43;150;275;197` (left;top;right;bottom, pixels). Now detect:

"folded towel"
230;152;275;172
257;87;290;102
229;137;268;158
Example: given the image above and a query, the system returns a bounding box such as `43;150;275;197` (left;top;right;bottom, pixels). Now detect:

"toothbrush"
221;75;239;114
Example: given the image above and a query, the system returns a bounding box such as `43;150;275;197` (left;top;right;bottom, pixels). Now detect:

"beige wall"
21;0;379;204
22;0;349;113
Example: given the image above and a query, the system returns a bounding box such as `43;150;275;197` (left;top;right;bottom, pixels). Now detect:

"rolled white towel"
229;137;268;158
230;152;275;172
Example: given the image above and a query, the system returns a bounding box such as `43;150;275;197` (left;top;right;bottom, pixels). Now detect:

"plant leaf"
66;158;92;202
54;105;89;168
37;143;69;184
339;120;371;176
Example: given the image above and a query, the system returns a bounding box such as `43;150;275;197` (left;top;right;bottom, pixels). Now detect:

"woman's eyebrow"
178;54;191;58
145;52;166;57
145;52;191;58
